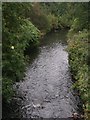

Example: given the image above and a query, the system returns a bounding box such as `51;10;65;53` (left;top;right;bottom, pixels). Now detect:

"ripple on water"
14;31;82;118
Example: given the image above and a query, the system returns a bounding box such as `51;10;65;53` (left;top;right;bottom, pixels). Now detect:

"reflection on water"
13;30;82;118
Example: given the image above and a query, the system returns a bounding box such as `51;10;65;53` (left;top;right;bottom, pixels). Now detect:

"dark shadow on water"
24;47;40;64
40;30;68;47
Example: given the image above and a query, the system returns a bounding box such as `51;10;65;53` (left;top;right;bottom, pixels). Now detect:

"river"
12;30;83;119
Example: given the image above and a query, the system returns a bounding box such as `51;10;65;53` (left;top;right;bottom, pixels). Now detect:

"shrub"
2;3;41;102
67;30;89;112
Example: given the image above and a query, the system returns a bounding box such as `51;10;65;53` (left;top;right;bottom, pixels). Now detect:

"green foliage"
28;3;60;33
19;19;40;48
47;13;58;30
58;3;89;30
67;30;89;112
28;3;52;33
67;3;89;117
2;3;40;102
2;78;14;103
58;15;71;28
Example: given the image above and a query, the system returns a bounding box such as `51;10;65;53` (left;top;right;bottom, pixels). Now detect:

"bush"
67;30;89;112
28;3;52;33
2;3;41;102
2;78;14;103
47;14;58;30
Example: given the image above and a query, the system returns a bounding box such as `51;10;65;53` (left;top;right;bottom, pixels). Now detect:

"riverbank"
67;30;89;119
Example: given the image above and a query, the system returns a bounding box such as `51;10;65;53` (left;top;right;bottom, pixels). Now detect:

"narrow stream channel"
13;30;82;119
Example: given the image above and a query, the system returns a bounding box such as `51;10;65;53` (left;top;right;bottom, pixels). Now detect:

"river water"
13;30;82;119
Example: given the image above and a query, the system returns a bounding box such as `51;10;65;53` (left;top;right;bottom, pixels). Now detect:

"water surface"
14;30;81;118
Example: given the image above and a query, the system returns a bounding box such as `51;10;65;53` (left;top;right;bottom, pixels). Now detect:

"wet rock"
72;113;84;120
72;113;79;119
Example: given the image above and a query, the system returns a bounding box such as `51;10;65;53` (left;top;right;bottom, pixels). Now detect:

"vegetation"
66;3;89;118
2;3;41;103
2;2;62;104
2;2;89;118
67;30;88;115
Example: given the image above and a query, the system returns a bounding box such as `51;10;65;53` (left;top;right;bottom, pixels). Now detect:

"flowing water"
13;30;83;119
